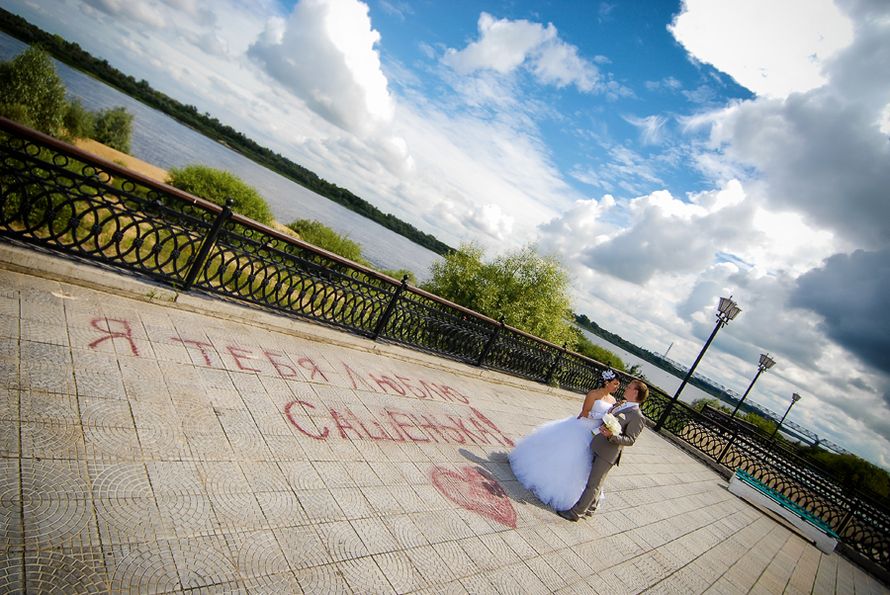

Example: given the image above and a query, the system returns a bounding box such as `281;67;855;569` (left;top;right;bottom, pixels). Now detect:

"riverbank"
74;138;168;181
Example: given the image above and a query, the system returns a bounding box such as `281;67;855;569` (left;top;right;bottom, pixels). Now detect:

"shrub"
0;46;67;136
0;103;33;128
167;165;273;225
62;98;94;140
423;243;576;346
93;106;133;153
286;219;369;265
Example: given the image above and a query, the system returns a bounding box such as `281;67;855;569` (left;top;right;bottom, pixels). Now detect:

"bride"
508;371;621;511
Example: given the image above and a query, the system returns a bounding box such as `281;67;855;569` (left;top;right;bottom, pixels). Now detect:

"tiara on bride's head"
601;370;616;381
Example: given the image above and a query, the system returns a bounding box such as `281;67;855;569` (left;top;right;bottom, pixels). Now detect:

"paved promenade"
0;243;886;594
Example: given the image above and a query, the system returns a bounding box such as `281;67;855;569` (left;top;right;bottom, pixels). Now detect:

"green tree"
286;219;369;265
423;243;576;346
422;243;487;314
62;98;94;140
92;106;133;153
0;46;67;136
167;165;273;225
797;447;889;499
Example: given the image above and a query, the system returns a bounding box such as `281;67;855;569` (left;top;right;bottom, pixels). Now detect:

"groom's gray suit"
566;403;645;517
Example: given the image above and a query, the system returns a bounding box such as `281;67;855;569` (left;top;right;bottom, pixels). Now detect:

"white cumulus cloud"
443;12;599;93
249;0;395;136
670;0;854;99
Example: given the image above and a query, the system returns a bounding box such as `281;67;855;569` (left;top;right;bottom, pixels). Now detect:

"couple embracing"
509;371;649;521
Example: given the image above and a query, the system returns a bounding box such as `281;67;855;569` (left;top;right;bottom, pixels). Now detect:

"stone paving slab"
0;243;888;594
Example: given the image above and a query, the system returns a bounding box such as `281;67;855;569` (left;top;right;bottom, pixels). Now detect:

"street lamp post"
655;296;742;432
769;392;802;444
729;353;777;420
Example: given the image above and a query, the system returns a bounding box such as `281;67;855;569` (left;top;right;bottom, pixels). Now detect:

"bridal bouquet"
600;413;622;436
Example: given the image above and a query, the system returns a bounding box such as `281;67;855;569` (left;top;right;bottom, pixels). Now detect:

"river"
579;328;733;407
0;33;442;281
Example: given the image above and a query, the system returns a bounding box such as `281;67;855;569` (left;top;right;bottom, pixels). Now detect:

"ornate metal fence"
1;117;887;576
644;392;889;573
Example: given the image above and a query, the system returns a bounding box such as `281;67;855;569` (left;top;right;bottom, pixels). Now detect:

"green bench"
729;469;838;553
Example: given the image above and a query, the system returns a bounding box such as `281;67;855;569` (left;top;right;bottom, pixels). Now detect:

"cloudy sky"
6;0;890;469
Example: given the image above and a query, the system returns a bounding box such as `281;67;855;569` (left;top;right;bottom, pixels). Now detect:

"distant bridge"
660;360;852;456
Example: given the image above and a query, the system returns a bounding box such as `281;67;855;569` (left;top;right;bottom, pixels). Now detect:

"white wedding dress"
508;399;612;511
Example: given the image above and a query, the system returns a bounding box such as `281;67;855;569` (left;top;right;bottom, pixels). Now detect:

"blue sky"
371;0;753;200
5;0;890;469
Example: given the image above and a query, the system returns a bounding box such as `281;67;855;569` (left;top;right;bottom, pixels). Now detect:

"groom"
558;378;649;522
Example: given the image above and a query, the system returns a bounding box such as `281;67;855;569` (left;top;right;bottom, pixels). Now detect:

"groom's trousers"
568;452;613;517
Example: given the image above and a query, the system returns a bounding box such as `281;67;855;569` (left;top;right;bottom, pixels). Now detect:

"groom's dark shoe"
557;509;579;522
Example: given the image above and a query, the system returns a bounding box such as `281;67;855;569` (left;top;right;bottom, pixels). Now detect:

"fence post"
545;342;567;385
477;317;504;367
372;274;409;340
716;427;738;465
182;199;233;291
836;501;858;535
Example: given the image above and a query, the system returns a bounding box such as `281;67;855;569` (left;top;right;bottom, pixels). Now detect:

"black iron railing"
1;117;887;576
643;393;888;572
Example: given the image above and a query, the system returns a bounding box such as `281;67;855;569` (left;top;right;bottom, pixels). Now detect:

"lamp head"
759;353;777;370
792;392;802;403
717;296;741;322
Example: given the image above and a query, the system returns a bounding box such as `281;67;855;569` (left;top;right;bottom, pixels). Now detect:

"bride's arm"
578;379;620;418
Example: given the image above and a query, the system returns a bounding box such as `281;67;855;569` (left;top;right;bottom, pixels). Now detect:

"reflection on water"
0;33;442;281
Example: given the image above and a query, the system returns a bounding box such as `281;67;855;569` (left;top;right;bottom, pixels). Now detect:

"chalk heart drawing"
430;465;516;528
